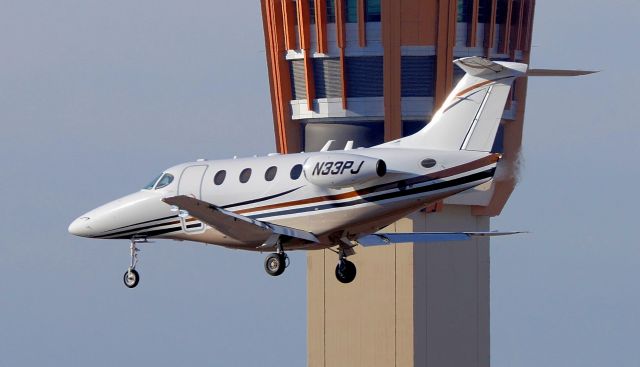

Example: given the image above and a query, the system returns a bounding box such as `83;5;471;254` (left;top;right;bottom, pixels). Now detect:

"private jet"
68;57;591;288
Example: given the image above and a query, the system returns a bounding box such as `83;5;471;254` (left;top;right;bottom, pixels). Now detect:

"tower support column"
308;205;490;367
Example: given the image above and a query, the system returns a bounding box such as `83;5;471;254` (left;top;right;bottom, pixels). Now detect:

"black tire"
123;269;140;288
335;259;357;284
264;253;286;276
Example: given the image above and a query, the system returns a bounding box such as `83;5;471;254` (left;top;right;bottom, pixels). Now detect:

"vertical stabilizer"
385;57;527;152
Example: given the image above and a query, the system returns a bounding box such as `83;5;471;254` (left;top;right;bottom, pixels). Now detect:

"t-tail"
383;57;527;152
382;56;596;152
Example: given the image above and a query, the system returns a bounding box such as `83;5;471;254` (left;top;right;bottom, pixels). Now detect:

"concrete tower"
260;1;535;366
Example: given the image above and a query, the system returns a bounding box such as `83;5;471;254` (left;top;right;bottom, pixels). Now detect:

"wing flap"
357;231;524;246
162;196;319;244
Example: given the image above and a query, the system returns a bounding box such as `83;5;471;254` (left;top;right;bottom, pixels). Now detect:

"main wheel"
123;269;140;288
264;253;286;276
335;259;357;284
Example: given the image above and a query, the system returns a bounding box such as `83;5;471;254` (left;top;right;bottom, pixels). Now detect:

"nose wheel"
123;269;139;288
123;239;143;288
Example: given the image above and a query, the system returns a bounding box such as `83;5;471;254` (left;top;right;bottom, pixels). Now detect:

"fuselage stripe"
247;168;495;220
235;154;499;215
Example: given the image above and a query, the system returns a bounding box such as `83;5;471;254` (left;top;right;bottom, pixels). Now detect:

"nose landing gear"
123;239;144;288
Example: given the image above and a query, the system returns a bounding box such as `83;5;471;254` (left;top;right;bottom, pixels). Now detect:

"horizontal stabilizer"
527;69;598;77
162;196;319;244
357;231;525;246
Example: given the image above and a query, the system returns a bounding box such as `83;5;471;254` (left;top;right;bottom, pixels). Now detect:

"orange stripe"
235;154;500;215
456;79;494;97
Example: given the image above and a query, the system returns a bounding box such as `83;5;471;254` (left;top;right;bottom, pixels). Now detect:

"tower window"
326;0;336;23
345;0;358;23
366;0;381;22
457;0;473;23
401;56;436;97
346;56;383;97
496;0;508;24
478;0;492;23
309;0;316;24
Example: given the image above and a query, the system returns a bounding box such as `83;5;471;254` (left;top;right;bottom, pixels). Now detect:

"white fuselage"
69;147;499;252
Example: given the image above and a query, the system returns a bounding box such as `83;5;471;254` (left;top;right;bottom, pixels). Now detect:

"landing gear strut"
264;240;289;276
335;249;357;284
123;239;142;288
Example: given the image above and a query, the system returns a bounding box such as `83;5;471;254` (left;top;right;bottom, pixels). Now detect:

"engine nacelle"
303;153;387;188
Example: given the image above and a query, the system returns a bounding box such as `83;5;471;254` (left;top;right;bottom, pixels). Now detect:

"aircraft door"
177;165;208;233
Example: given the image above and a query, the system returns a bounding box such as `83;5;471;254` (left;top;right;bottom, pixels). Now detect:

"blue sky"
0;1;638;366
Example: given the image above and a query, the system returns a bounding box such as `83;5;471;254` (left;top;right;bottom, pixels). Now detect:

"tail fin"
390;57;527;152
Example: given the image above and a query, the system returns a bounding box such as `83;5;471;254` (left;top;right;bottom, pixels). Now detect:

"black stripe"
248;168;495;220
109;223;202;240
99;217;181;238
103;214;177;233
221;186;304;209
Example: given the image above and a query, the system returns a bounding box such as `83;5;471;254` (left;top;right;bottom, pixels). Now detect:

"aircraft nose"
68;216;94;237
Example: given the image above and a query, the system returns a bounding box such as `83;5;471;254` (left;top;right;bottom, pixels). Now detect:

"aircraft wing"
356;231;524;246
162;195;319;244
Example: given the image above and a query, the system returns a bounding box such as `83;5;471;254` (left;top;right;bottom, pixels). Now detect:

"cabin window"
155;174;174;189
214;170;226;185
265;166;278;181
239;168;252;183
290;164;303;180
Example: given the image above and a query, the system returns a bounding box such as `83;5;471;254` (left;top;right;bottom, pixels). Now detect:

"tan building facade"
308;207;490;366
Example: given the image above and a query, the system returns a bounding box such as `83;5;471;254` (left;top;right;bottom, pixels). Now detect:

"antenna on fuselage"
320;140;335;152
344;140;354;150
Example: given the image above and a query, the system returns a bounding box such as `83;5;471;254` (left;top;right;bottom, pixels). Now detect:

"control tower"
259;1;535;365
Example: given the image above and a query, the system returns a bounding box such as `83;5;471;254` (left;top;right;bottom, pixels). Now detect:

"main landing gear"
123;239;143;288
262;236;358;284
264;241;289;277
335;249;357;284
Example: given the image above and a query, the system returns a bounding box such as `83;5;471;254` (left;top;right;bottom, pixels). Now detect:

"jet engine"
303;153;387;188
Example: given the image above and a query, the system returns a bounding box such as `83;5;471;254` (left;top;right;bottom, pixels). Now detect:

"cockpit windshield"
155;174;174;189
143;174;163;190
142;173;174;190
